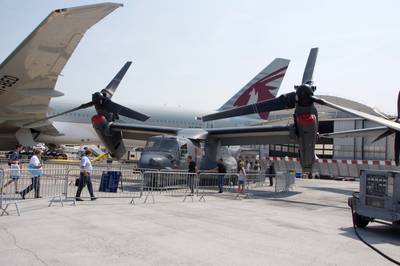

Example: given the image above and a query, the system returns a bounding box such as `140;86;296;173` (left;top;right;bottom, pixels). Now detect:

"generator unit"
348;170;400;228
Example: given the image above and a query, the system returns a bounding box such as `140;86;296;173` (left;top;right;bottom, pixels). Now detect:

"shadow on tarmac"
303;186;356;196
340;224;400;246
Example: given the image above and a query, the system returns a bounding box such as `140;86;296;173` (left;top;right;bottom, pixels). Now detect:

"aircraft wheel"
353;212;370;228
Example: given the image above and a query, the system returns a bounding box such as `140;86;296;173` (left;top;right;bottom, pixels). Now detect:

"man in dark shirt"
237;156;243;173
267;162;276;186
8;144;22;165
216;158;227;193
187;155;197;194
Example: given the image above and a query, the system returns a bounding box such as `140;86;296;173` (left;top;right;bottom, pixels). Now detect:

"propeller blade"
101;61;132;99
395;132;400;165
103;100;149;122
23;101;94;127
311;96;400;132
301;47;319;85
397;90;400;120
202;92;296;121
372;129;394;143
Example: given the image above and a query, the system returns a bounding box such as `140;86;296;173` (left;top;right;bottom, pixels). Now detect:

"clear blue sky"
1;0;400;115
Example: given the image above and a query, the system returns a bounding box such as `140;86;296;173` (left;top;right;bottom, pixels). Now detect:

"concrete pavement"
0;179;399;266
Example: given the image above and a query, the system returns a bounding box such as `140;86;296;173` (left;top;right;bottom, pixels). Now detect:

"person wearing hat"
76;149;97;201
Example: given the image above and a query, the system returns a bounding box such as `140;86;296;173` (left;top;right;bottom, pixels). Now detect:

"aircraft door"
178;142;188;167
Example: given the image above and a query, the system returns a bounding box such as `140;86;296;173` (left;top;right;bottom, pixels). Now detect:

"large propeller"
23;61;149;127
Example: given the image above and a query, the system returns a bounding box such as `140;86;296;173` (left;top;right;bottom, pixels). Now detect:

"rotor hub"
295;84;316;106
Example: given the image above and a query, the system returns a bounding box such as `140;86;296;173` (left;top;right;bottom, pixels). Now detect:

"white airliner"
0;3;289;150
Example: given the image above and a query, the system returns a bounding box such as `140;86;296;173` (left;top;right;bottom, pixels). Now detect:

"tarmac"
0;179;399;266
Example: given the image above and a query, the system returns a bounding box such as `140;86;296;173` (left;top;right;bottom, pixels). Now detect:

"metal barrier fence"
0;168;69;215
275;172;296;192
65;169;143;204
0;167;296;216
0;159;137;173
141;171;198;203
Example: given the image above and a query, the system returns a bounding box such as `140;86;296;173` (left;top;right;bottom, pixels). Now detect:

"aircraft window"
159;138;179;153
144;137;179;153
144;137;162;151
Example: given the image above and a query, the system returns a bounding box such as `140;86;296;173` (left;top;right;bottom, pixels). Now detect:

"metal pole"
64;169;70;201
0;168;4;210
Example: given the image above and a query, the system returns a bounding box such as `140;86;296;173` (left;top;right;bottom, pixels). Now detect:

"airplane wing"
319;126;388;138
207;125;296;146
0;3;122;127
110;123;180;140
109;122;296;146
312;96;400;131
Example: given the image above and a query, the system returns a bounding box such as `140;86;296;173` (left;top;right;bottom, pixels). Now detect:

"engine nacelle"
295;111;318;173
91;115;125;159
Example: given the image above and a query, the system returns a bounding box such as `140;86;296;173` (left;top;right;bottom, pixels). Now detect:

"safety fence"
268;157;399;179
0;159;135;172
0;168;294;216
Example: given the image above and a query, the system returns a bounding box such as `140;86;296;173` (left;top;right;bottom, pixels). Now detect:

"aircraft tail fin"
218;58;290;120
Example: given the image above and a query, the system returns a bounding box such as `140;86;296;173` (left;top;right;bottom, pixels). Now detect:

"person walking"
246;160;251;172
75;149;97;201
267;162;276;186
238;161;246;193
20;149;43;199
215;158;227;193
2;144;23;193
187;155;198;195
254;160;261;172
237;156;244;173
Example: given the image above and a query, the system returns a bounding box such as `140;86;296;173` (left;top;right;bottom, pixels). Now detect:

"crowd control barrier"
0;166;297;216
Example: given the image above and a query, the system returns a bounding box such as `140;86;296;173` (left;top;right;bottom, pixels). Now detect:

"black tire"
353;212;370;228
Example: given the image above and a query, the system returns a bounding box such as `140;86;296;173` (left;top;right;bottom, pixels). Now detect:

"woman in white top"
238;161;246;193
20;149;43;199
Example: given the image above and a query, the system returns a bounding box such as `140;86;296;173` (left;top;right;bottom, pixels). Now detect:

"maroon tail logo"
233;66;287;120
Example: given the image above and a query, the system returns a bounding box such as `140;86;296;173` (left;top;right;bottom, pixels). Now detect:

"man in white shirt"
76;149;96;201
20;149;42;199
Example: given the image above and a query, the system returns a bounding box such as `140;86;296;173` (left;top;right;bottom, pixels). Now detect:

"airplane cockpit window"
159;138;179;153
144;137;162;151
144;137;179;154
